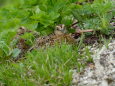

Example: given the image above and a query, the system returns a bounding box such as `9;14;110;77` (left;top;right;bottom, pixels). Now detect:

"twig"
76;29;94;34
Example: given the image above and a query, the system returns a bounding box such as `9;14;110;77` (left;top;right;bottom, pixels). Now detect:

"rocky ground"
72;40;115;86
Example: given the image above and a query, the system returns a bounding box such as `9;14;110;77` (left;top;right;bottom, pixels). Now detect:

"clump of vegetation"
0;0;114;85
0;43;91;86
73;0;114;34
0;0;114;33
0;0;114;58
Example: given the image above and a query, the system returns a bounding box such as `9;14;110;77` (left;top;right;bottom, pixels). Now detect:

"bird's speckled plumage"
31;24;76;49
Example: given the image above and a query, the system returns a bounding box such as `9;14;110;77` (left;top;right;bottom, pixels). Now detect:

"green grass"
0;42;88;86
0;38;113;85
0;32;112;86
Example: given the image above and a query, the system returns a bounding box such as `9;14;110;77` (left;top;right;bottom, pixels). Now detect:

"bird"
29;24;76;50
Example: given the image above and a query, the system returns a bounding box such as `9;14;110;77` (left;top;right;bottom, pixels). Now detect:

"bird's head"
54;24;67;35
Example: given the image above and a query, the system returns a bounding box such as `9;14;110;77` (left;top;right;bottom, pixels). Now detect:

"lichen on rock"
72;40;115;86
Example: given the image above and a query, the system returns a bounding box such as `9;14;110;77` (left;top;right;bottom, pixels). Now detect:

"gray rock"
72;40;115;86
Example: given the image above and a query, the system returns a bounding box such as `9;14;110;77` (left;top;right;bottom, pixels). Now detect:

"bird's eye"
56;26;60;30
57;28;59;30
